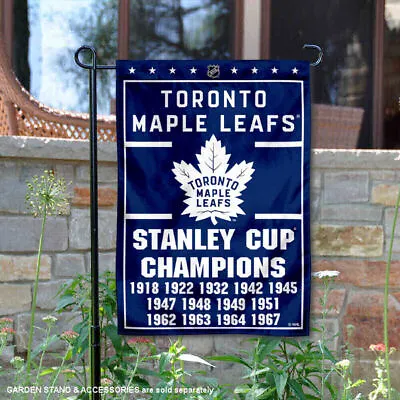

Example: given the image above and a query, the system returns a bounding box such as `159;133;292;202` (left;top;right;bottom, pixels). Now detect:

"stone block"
343;291;400;349
372;184;400;206
0;162;26;214
384;238;400;258
0;371;16;400
212;361;246;385
16;311;80;352
384;208;400;237
0;216;68;252
69;209;116;250
76;164;117;183
320;204;382;222
20;162;53;182
72;187;117;207
310;190;320;221
214;335;254;356
0;284;31;315
181;335;214;356
54;164;75;185
311;170;321;189
54;253;85;277
370;170;396;181
0;345;14;364
37;280;68;310
313;259;400;288
312;225;383;257
324;172;369;204
99;252;116;274
311;288;346;316
0;255;51;281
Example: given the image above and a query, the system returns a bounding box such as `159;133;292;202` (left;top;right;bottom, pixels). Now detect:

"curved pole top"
303;44;323;67
74;45;115;70
74;45;97;70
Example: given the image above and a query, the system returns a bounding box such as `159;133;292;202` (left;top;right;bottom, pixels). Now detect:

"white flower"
335;359;351;369
42;315;58;324
312;270;340;279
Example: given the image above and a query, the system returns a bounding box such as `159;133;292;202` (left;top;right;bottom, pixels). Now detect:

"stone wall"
1;136;400;391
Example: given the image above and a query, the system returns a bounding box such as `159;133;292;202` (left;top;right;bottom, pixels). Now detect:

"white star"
149;67;156;74
251;67;258;74
231;66;238;74
169;67;176;74
190;67;197;74
292;67;299;74
271;67;278;74
129;67;135;74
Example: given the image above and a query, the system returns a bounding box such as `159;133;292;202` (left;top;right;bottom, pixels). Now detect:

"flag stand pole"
73;43;322;400
74;47;115;400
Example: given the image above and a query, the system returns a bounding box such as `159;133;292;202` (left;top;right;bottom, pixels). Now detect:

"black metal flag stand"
73;44;322;400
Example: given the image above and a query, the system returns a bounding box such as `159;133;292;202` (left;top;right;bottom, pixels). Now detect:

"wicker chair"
0;36;116;141
0;35;364;148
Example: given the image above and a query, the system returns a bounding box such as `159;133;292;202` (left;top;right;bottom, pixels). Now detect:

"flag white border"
122;79;305;331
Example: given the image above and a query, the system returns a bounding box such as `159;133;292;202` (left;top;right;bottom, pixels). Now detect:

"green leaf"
56;295;75;311
287;379;307;400
208;355;251;369
325;381;338;398
242;367;271;379
234;384;251;394
135;367;159;377
129;376;150;388
39;367;56;376
159;352;173;373
273;372;288;399
256;339;281;363
103;324;122;353
350;379;366;389
178;353;215;367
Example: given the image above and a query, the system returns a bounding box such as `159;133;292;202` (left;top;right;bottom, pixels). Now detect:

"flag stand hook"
303;44;323;66
73;42;323;400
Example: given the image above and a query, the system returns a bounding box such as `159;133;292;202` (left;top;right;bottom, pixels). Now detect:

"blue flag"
116;60;311;336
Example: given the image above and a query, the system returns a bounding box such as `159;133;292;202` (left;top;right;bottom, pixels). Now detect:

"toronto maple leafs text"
131;89;296;133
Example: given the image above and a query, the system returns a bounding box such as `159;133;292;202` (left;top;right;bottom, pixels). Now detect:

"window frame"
260;0;385;149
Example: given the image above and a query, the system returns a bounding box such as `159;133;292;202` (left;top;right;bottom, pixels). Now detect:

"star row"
128;66;300;75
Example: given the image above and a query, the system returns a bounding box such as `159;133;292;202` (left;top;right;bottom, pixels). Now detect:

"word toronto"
132;228;296;279
131;89;297;133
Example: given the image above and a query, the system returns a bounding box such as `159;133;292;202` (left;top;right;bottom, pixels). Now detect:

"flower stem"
46;349;67;400
384;188;400;400
26;211;47;379
122;348;140;400
33;326;51;399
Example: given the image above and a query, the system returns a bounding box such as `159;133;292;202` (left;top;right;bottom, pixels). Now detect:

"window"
269;0;375;149
7;0;236;115
128;0;235;60
383;0;400;148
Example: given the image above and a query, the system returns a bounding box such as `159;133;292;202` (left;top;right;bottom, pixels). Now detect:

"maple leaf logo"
172;135;254;225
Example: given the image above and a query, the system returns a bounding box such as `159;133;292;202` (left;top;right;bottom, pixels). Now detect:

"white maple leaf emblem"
172;135;254;225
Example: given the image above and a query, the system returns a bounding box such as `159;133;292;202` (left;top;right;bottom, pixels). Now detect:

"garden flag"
116;60;311;336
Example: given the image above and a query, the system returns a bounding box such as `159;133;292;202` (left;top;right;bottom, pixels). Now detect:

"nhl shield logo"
207;64;220;79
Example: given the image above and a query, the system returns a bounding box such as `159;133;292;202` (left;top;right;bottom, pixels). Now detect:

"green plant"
25;170;69;379
312;269;341;398
334;359;364;400
209;271;346;399
57;272;227;399
149;337;223;400
367;344;400;400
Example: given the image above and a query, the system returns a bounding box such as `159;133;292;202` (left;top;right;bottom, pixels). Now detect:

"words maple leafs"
172;135;254;225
